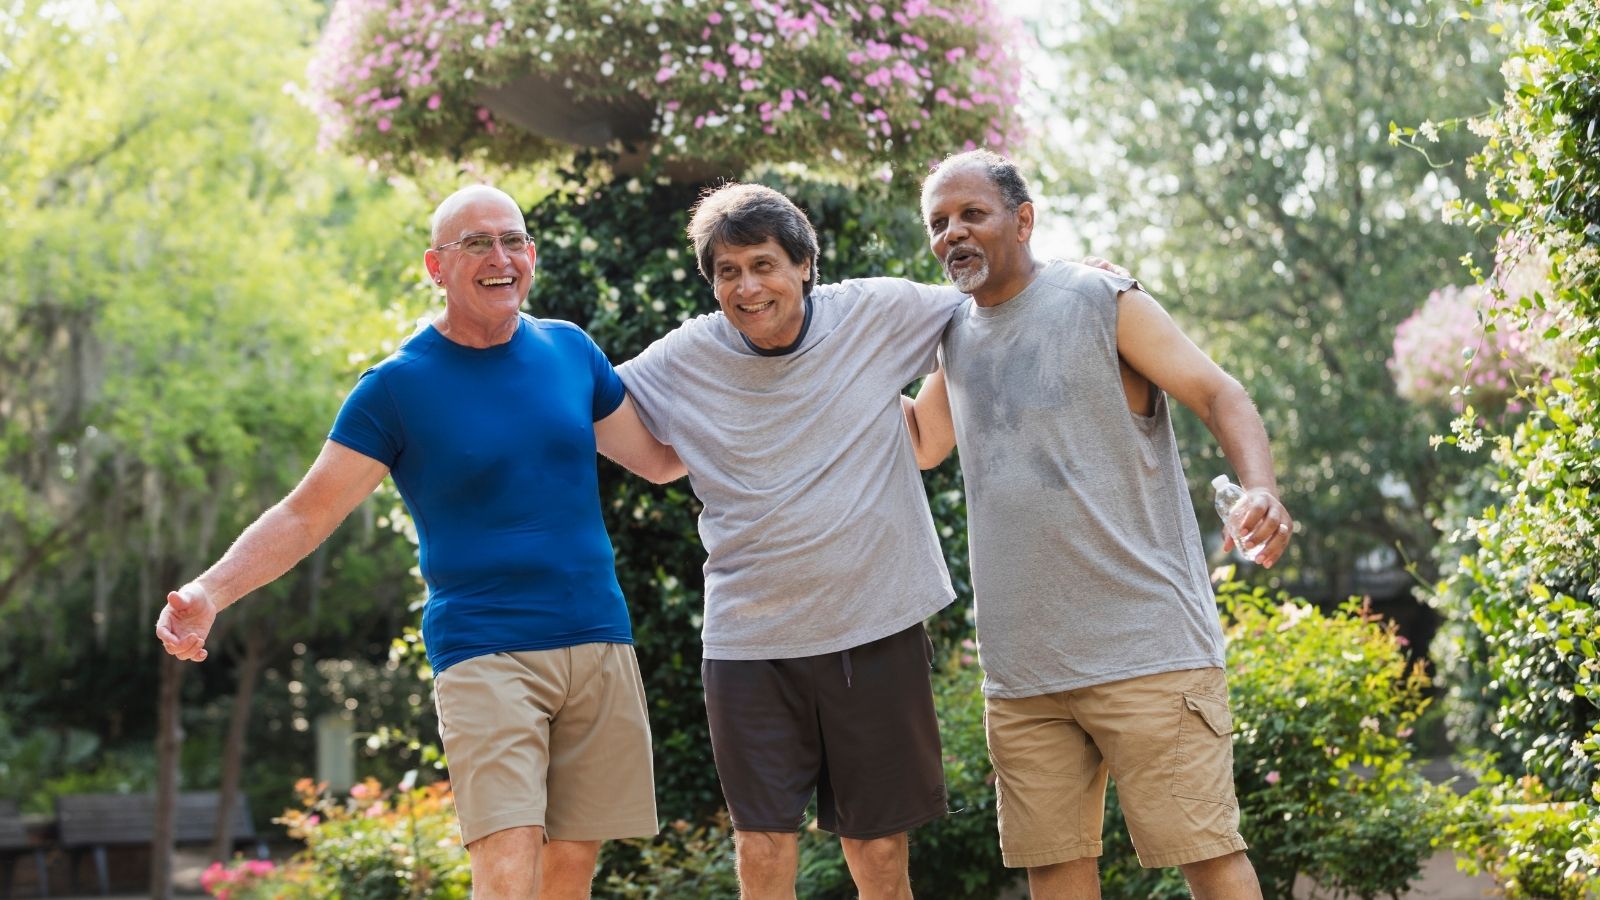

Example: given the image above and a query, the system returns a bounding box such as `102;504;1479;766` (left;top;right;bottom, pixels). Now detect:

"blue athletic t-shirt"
329;314;631;673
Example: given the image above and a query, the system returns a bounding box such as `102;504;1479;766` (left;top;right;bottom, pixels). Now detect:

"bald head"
431;185;522;246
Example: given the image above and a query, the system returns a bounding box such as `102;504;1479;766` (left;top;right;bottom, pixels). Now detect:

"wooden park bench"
56;791;266;896
0;800;49;900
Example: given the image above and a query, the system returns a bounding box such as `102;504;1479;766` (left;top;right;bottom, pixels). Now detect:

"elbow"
642;455;687;485
914;440;954;471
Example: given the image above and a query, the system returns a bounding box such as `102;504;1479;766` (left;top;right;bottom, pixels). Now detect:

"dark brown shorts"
702;622;947;840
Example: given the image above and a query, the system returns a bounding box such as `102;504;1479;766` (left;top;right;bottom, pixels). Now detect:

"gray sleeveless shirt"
941;260;1225;699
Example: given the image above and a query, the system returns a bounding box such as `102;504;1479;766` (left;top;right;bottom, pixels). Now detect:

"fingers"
1231;493;1293;567
1081;255;1132;278
157;586;211;662
156;626;209;662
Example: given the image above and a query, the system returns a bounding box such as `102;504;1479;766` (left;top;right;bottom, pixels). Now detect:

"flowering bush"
1412;0;1600;887
200;859;278;900
307;0;1026;184
1389;282;1544;413
208;776;470;900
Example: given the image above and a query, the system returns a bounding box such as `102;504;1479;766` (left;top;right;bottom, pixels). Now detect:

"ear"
526;241;538;272
424;249;442;283
1016;201;1035;243
801;259;812;283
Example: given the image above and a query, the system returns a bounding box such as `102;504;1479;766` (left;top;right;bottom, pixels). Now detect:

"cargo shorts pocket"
1172;691;1236;805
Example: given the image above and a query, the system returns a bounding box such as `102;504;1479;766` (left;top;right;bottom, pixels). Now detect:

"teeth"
738;300;774;313
479;277;514;286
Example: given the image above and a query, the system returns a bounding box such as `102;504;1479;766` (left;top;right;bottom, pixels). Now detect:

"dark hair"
924;149;1033;212
687;183;820;296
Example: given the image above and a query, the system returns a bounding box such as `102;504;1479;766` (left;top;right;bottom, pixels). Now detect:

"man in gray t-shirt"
908;151;1294;900
619;183;960;900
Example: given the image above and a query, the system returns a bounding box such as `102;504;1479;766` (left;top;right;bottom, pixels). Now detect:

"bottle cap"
1211;475;1229;489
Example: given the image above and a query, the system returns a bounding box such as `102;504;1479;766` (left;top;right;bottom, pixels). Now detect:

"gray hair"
924;149;1033;212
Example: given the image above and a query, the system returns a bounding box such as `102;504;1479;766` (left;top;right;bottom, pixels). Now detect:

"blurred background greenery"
2;0;1595;897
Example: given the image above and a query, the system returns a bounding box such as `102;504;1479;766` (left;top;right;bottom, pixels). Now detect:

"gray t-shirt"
941;259;1225;698
620;278;961;660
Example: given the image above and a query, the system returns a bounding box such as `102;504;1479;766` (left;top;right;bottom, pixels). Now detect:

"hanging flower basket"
307;0;1028;184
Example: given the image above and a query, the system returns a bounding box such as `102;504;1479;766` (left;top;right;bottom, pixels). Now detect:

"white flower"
672;268;685;281
1418;120;1439;142
579;236;599;253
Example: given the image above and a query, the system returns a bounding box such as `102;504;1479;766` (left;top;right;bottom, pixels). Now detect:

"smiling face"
423;188;536;335
922;163;1035;307
710;237;811;350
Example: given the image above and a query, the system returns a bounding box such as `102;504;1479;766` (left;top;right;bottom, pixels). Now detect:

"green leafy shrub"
1445;771;1599;899
1102;581;1450;899
1414;0;1600;882
907;645;1007;898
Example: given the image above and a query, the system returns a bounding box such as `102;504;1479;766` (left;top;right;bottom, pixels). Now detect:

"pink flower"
426;94;441;110
708;11;722;24
1265;770;1281;785
376;117;392;132
656;67;675;83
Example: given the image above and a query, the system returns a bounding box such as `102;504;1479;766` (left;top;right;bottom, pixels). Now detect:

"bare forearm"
903;370;957;469
193;500;332;610
1204;384;1279;495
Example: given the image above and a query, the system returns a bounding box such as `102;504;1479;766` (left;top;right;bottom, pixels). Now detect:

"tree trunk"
151;653;185;900
210;628;265;863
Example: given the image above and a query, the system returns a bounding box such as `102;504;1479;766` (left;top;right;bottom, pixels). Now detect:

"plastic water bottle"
1211;475;1263;563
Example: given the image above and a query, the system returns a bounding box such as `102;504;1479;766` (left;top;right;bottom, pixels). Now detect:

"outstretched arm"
595;394;687;484
902;368;957;470
156;441;390;661
1114;288;1293;567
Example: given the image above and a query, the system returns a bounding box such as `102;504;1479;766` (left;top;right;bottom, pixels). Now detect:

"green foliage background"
1420;0;1600;891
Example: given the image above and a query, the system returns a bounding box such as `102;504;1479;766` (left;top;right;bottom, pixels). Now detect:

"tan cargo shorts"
433;642;659;847
984;666;1247;869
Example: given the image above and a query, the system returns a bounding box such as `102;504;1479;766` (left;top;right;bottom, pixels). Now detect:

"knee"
1180;850;1260;900
843;834;909;889
735;832;797;879
851;837;905;876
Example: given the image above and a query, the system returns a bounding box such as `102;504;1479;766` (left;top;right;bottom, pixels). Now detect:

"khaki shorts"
434;642;658;847
984;667;1247;869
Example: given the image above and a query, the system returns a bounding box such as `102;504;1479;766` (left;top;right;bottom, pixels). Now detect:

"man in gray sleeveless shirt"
908;151;1295;898
619;184;963;900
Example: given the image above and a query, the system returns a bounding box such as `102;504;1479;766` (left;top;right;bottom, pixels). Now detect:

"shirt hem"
701;594;953;661
431;635;635;674
981;655;1224;699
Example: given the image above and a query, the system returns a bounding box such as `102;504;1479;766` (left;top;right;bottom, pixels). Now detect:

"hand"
1223;489;1294;568
1081;255;1132;279
156;583;218;662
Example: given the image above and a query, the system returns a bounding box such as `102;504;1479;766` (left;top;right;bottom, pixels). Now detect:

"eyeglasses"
434;231;534;256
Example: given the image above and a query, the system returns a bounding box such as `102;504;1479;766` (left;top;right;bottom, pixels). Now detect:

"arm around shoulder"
596;394;687;484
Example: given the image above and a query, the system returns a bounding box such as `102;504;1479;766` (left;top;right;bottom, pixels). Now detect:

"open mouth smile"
478;276;516;287
737;299;776;314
